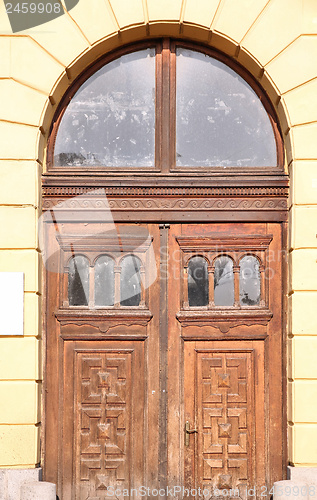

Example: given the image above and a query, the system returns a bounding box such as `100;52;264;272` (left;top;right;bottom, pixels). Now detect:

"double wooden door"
44;221;285;499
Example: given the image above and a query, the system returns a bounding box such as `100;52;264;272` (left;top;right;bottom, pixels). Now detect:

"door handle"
185;421;198;446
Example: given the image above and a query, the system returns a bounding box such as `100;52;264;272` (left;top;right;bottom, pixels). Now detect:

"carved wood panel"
184;342;265;499
198;350;253;494
77;352;130;499
63;342;145;500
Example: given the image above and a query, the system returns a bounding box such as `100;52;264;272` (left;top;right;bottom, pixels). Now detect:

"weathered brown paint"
43;222;286;499
43;39;288;499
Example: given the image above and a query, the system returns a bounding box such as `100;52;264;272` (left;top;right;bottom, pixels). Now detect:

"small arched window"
94;255;115;306
214;256;234;306
188;256;209;307
120;255;142;307
49;41;282;172
68;255;89;306
239;255;261;306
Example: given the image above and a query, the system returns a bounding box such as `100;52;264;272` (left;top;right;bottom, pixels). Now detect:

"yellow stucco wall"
0;0;316;468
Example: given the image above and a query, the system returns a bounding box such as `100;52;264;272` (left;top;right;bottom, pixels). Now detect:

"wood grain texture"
171;223;284;497
43;40;287;496
44;221;285;498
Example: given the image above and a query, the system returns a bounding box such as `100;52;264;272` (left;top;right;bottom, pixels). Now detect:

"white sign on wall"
0;272;24;336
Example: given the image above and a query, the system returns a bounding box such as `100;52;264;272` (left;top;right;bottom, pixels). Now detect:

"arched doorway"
42;39;288;499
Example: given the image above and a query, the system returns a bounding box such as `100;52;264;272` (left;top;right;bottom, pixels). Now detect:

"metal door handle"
185;421;198;446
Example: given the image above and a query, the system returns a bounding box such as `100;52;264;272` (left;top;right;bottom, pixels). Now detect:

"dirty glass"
54;49;155;167
176;48;277;167
239;255;261;306
120;255;141;306
94;255;115;306
68;255;89;306
188;256;209;307
214;256;234;306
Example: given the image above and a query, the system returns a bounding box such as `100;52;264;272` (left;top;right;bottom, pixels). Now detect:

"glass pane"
214;256;234;306
239;255;261;306
54;49;155;167
68;256;89;306
120;255;141;306
188;256;208;307
94;256;114;306
176;48;277;167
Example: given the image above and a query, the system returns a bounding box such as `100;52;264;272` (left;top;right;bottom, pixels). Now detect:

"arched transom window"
48;40;282;173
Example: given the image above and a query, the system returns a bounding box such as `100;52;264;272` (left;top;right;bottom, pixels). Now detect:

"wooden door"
44;220;285;499
167;223;285;499
44;222;162;499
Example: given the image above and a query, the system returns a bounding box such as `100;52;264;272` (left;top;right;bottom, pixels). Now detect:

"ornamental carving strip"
42;197;287;211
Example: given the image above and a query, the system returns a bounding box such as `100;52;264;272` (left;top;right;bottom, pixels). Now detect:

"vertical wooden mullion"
159;223;169;489
233;265;240;307
264;249;270;307
114;264;121;307
259;267;265;307
88;265;94;308
161;38;174;172
155;41;163;170
140;268;146;307
259;256;266;307
62;258;69;308
208;265;215;308
169;39;176;170
183;266;189;309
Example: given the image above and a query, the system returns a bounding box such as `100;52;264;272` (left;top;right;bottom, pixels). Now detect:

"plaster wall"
0;0;316;468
